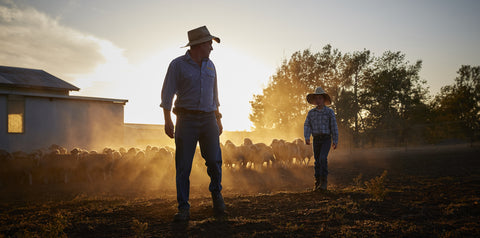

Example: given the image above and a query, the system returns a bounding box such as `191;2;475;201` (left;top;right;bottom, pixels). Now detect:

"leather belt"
313;134;330;139
173;107;213;115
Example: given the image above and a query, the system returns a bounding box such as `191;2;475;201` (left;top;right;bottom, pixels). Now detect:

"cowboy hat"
183;26;220;47
306;86;332;105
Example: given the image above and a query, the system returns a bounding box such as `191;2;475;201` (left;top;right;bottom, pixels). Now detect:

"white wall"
1;95;125;152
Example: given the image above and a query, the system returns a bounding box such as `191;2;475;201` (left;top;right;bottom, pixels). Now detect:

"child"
304;86;338;191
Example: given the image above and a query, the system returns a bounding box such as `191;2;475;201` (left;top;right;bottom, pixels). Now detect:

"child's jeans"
313;134;331;179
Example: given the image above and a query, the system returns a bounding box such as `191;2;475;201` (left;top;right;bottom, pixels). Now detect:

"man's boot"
173;208;190;222
212;192;226;216
320;176;328;190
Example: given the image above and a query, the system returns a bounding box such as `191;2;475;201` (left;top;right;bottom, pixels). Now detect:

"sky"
1;0;479;131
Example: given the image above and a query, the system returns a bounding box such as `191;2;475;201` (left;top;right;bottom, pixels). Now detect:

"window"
8;95;25;134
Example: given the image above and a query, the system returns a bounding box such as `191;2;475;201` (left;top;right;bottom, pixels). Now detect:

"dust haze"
4;123;474;202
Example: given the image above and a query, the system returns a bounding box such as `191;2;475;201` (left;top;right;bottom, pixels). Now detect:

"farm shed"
0;66;128;152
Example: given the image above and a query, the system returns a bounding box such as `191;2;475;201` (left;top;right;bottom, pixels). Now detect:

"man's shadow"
170;221;189;237
169;214;232;237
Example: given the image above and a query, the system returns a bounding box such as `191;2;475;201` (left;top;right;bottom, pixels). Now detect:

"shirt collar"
314;106;326;112
185;50;209;65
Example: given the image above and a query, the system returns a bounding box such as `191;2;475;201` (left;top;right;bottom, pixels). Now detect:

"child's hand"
332;143;337;150
305;139;310;145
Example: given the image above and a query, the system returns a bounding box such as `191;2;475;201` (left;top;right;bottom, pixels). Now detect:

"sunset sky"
1;0;479;131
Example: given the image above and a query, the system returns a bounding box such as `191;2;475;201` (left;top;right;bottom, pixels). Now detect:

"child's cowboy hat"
183;26;220;47
306;86;332;105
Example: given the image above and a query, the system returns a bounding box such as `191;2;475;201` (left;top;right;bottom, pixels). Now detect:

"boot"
173;208;190;222
320;176;328;190
212;192;226;215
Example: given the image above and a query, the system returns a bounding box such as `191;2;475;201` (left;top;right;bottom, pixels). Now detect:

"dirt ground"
1;145;479;237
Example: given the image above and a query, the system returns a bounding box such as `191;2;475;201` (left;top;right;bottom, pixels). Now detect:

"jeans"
174;112;222;210
313;135;331;179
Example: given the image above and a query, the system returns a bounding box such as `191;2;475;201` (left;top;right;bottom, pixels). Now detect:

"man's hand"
332;143;337;150
163;109;174;138
217;118;223;135
305;139;310;145
165;119;174;138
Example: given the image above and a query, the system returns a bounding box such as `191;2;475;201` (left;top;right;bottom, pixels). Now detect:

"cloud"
0;1;108;77
0;1;272;130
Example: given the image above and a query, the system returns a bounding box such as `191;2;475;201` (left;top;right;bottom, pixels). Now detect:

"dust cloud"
2;122;477;202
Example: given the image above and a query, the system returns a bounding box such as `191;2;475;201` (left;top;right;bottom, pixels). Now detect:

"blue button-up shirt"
160;51;220;112
304;106;339;144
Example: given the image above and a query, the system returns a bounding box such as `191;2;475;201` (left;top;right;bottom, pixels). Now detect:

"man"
160;26;225;222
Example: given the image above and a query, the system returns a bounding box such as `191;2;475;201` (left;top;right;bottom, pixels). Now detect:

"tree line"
249;45;479;147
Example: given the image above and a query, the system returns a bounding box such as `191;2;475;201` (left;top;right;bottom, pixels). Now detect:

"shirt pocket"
180;67;195;80
204;68;216;81
179;67;197;90
202;69;216;92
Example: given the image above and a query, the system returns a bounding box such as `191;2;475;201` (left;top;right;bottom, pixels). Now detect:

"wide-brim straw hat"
306;86;332;105
183;26;220;47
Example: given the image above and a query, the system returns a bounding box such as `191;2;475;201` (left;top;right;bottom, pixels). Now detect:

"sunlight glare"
71;42;274;131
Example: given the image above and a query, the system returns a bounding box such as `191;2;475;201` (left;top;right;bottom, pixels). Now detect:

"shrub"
131;218;148;238
353;173;363;188
365;170;388;200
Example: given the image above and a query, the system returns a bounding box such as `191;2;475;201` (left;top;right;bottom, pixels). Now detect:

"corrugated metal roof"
0;66;80;91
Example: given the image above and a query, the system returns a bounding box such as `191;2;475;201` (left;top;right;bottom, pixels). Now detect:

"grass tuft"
364;170;388;200
131;218;148;238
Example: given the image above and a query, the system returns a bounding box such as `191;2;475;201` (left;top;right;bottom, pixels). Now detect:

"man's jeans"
313;135;331;179
175;112;222;210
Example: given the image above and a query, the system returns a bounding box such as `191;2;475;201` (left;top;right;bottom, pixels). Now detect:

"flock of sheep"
223;138;313;169
0;138;313;186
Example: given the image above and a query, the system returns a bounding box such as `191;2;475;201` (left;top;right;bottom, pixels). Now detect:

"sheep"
37;152;78;184
0;145;178;186
241;143;276;169
110;147;146;183
48;144;68;155
0;149;13;160
221;140;246;168
9;151;39;185
270;139;300;166
147;147;174;173
124;147;139;160
0;150;13;187
0;138;317;187
145;146;159;161
119;147;127;155
254;143;276;168
129;146;173;186
243;138;253;146
292;138;313;166
76;152;111;183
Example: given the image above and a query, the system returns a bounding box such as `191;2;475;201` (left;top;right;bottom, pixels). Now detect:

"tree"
249;46;431;147
342;50;372;143
360;51;428;145
430;65;480;142
249;45;344;136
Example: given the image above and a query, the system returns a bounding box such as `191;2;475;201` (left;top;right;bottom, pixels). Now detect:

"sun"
72;43;274;132
211;45;274;131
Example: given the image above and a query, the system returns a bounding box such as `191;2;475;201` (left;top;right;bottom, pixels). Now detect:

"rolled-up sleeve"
214;71;220;108
160;61;178;111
